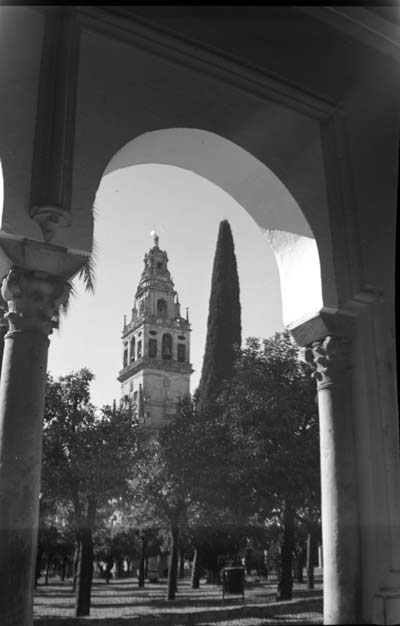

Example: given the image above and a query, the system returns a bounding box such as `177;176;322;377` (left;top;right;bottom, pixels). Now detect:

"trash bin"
221;566;245;602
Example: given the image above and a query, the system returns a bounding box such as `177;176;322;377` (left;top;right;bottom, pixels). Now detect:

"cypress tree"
198;219;241;411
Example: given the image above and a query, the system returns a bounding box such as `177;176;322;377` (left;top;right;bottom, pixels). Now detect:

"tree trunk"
295;543;304;583
178;547;185;579
35;545;43;588
166;522;179;600
306;531;315;589
72;540;80;592
138;536;146;588
276;502;295;601
61;556;67;581
45;556;52;585
191;549;200;589
116;558;123;578
105;557;113;584
75;527;94;617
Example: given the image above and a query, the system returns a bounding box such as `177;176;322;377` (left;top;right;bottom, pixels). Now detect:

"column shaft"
302;334;361;624
0;267;69;626
318;382;360;623
0;329;49;626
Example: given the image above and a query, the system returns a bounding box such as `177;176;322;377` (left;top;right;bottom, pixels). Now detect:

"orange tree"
218;331;320;600
41;369;139;616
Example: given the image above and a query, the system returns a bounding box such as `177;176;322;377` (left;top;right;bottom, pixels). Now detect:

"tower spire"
150;226;159;247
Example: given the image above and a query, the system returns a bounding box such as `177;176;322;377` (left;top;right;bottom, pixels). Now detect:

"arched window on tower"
162;333;172;360
157;298;167;316
137;340;142;359
149;338;157;358
130;337;135;362
123;345;128;368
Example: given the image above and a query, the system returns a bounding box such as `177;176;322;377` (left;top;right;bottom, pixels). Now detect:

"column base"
373;574;400;625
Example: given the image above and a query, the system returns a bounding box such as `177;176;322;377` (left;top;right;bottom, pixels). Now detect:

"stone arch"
100;128;326;327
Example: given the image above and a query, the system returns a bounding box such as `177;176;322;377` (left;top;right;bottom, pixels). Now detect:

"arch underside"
101;128;324;327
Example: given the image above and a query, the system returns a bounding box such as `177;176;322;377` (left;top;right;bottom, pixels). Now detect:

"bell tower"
118;233;192;428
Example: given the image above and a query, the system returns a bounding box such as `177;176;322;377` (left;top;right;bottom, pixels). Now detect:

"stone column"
301;334;361;624
0;267;70;626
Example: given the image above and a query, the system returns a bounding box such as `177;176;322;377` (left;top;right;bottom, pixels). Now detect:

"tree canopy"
219;331;320;517
41;369;140;615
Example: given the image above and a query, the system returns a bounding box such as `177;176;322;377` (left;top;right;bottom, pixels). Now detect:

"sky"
47;164;284;408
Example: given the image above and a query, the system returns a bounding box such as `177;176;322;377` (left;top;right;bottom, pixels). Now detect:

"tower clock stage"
118;233;192;428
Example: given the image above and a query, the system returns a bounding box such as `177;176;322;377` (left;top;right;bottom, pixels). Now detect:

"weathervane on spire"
150;225;159;247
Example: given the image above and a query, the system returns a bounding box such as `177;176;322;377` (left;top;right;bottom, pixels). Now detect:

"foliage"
130;395;240;531
130;396;196;526
93;505;164;564
218;330;320;517
197;220;241;411
214;330;320;599
42;369;139;519
41;369;140;615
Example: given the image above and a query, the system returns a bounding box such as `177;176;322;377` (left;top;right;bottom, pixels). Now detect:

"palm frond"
78;249;96;293
78;209;98;294
56;202;98;326
78;202;98;294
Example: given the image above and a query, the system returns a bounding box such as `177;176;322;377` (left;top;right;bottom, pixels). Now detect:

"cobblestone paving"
34;574;323;625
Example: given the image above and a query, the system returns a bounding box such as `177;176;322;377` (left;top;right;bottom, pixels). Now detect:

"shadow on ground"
34;576;323;625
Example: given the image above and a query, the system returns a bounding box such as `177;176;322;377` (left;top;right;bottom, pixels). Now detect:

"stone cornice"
288;305;357;347
123;315;191;337
76;6;336;121
118;356;193;382
288;290;384;348
299;6;400;62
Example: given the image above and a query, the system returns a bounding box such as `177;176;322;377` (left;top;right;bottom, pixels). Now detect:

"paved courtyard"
34;572;323;625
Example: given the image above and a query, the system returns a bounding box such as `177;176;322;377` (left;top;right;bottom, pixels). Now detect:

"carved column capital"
1;267;71;336
300;335;352;390
30;204;72;243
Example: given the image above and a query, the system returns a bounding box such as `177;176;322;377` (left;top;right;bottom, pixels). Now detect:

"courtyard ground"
34;570;323;625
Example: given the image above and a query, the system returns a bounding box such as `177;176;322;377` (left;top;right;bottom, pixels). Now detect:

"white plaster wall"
264;229;323;326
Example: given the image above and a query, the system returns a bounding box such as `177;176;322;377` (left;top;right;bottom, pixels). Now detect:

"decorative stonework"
118;355;192;383
124;314;190;335
1;267;71;336
30;204;72;243
300;335;352;390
